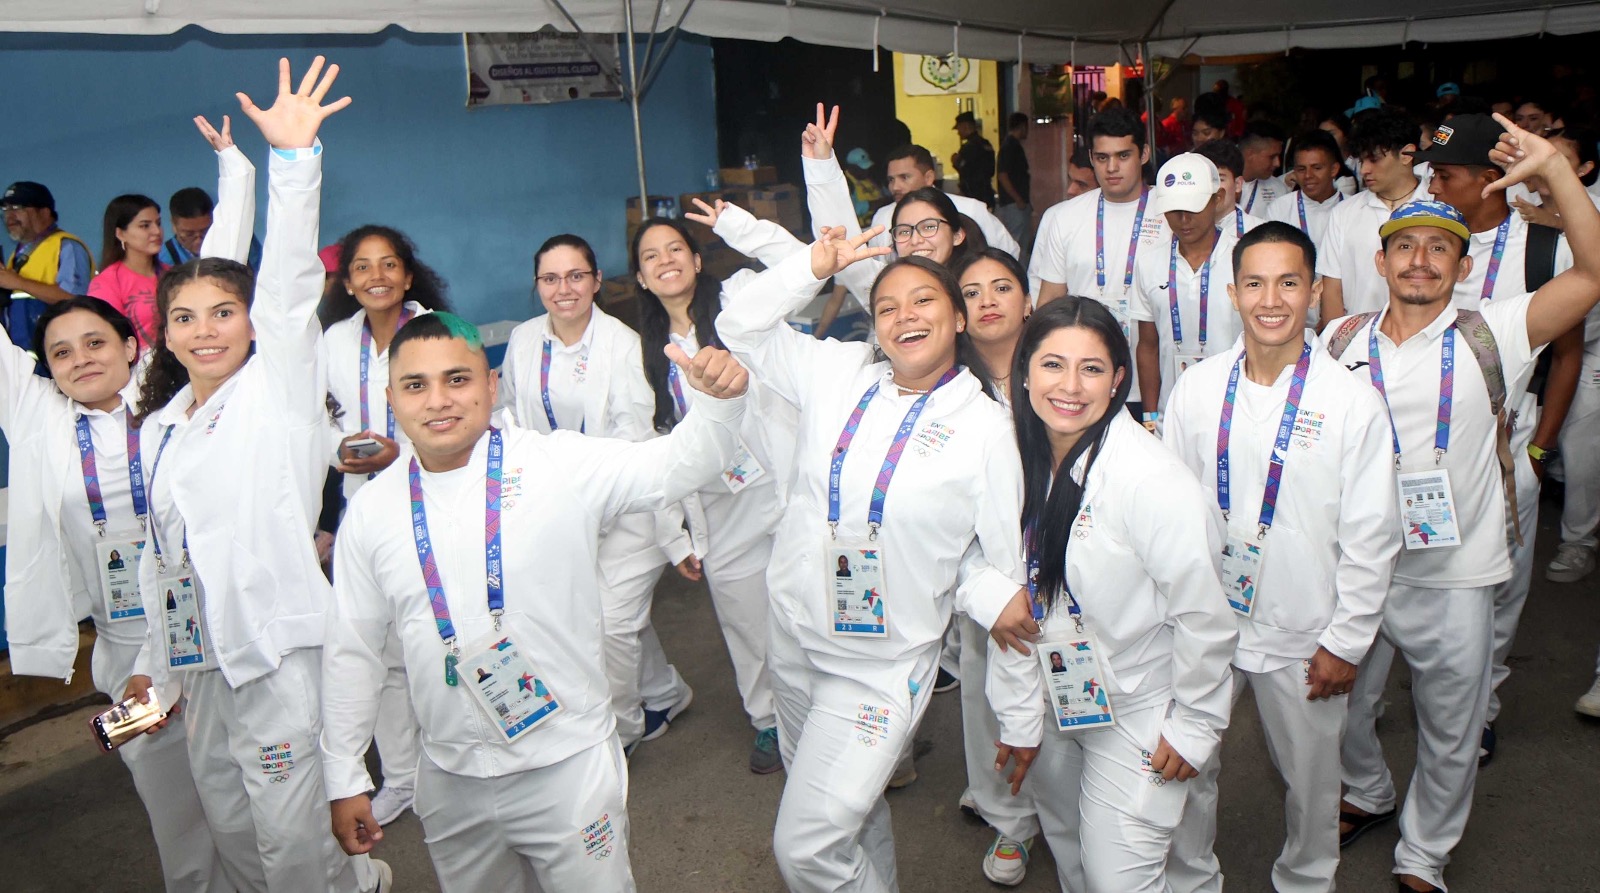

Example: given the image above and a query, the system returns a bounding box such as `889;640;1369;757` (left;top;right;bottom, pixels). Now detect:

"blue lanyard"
408;428;506;652
827;367;961;537
1479;216;1512;302
1234;207;1246;238
74;409;147;533
146;425;188;571
538;337;585;434
1368;321;1454;465
1026;520;1085;627
1296;192;1342;235
1095;191;1149;292
667;361;688;419
359;309;413;439
1217;342;1312;536
1167;231;1220;346
1245;181;1260;213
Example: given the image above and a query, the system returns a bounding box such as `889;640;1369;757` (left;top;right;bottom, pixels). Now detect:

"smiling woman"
88;194;167;349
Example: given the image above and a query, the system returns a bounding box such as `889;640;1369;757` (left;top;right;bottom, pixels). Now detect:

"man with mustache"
0;181;93;349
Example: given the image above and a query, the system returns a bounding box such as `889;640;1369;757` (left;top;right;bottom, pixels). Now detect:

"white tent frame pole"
624;0;650;213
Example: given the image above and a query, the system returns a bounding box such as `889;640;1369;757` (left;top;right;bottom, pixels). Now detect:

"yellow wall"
893;54;1003;182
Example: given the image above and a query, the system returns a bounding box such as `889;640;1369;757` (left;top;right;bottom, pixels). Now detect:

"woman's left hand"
194;114;234;151
1150;735;1199;782
237;56;352;150
993;741;1039;795
665;344;749;400
989;587;1040;656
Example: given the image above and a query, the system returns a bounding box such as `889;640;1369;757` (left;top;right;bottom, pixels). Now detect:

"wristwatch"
1528;443;1560;463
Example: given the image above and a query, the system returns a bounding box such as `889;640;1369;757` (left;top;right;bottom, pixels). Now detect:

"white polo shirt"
1265;190;1345;246
1241;175;1288;216
1129;226;1243;409
1317;176;1434;315
1164;333;1400;672
1222;206;1269;240
1326;295;1540;589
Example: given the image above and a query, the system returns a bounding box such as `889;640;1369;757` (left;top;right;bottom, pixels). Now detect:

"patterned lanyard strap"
667;361;689;419
1234;207;1246;238
1368;321;1454;466
1095;191;1149;292
1026;516;1086;630
74;409;147;535
1295;191;1343;236
359;307;415;438
1217;341;1313;537
409;428;505;681
827;366;961;539
539;336;586;434
146;424;187;572
1245;181;1260;213
1167;231;1220;347
1479;215;1512;302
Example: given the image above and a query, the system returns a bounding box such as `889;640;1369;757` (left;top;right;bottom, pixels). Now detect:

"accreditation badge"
1397;468;1462;550
826;539;889;638
720;439;767;494
97;538;146;622
161;571;206;667
1221;528;1266;617
459;635;563;744
1037;634;1116;731
1175;349;1207;379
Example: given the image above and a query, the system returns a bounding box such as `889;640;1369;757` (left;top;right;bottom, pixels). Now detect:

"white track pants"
1488;452;1541;723
1028;698;1187;893
92;636;226;893
182;649;377;893
957;616;1040;842
1169;662;1346;893
768;611;939;892
1341;584;1494;892
1558;379;1600;549
414;739;635;893
694;485;779;730
373;634;420;790
598;514;673;743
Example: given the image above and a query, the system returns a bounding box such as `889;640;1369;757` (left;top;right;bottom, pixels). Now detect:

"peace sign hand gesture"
801;103;840;161
193;115;234;151
809;225;892;280
1483;111;1561;199
684;197;730;227
237;56;352;151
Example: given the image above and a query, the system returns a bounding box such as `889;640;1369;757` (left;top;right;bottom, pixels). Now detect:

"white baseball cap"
1149;153;1222;216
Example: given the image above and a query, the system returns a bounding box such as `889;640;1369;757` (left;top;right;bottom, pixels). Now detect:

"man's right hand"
801;103;839;161
331;794;384;855
122;675;176;736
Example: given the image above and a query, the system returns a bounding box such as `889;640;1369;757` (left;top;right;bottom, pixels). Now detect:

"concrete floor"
3;492;1598;892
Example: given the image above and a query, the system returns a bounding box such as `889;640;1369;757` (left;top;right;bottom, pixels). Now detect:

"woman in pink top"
88;194;167;348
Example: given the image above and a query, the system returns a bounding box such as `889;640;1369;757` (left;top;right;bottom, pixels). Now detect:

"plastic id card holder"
827;539;889;638
1175;349;1207;379
1039;636;1116;731
1221;530;1265;617
459;635;563;744
161;572;206;667
720;439;767;494
98;538;146;622
1397;468;1462;550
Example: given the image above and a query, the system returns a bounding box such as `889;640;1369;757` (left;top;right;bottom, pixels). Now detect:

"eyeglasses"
891;218;949;242
536;270;596;289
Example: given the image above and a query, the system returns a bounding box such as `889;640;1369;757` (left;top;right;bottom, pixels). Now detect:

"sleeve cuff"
777;250;827;295
802;153;845;184
997;712;1045;750
1317;628;1371;667
217;143;253;175
713;203;758;241
963;566;1024;632
1161;713;1220;771
271;140;323;160
321;749;377;801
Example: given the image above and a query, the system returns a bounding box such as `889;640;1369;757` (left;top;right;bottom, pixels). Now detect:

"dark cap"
953;110;978;129
1423;114;1502;166
2;181;54;211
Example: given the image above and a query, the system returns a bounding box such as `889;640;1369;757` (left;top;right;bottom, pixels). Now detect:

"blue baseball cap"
1437;82;1462;98
1345;94;1384;118
1378;200;1471;242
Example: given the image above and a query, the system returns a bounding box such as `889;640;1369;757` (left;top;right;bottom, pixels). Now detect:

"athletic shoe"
981;835;1031;886
370;857;393;893
1577;676;1600;718
1478;722;1497;768
370;786;414;826
933;667;961;693
959;790;981;820
1546;543;1596;583
750;727;782;774
887;755;918;790
641;684;695;742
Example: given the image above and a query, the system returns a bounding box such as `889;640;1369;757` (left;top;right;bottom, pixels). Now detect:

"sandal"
1339;805;1396;848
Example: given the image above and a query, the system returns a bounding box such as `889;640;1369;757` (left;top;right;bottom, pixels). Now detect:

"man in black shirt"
952;110;997;209
996;112;1033;250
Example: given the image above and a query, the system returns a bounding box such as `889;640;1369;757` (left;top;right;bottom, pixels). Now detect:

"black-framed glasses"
536;270;596;289
891;218;949;242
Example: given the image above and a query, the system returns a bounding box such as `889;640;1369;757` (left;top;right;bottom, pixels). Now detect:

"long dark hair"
629;218;726;432
32;296;139;376
135;257;256;424
100;194;160;269
317;225;452;329
869;256;994;397
892;187;986;270
1013;297;1132;611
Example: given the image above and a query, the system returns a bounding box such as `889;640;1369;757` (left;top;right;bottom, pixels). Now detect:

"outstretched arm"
195;115;257;264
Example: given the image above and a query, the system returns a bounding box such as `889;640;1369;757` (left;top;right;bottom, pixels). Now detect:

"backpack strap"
1453;308;1522;547
1325;311;1379;361
1524;222;1561;292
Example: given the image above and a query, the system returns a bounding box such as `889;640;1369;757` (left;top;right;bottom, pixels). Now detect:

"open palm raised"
237;56;352;150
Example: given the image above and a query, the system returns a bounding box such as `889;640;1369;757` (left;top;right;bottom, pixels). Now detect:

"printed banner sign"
466;30;623;107
902;54;980;95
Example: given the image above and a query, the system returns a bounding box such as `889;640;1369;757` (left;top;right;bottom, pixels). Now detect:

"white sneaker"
370;786;415;826
369;857;394;893
1546;543;1596;583
981;835;1031;886
1577;676;1600;718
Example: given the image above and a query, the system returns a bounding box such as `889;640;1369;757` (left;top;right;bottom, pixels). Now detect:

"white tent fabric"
2;0;1599;62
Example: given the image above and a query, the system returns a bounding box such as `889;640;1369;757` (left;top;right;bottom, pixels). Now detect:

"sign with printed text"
466;30;623;107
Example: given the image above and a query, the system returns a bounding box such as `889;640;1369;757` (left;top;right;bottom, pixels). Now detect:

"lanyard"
74;409;147;534
1026;520;1085;630
1479;216;1512;302
827;367;961;538
1095;191;1149;292
359;307;415;438
409;428;505;670
1217;342;1312;536
1296;192;1342;234
1167;231;1220;346
146;425;188;571
539;337;586;433
1234;207;1246;238
1368;321;1454;465
667;361;688;419
1245;181;1260;213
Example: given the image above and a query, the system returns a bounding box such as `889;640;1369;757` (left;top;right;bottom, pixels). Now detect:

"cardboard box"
720;165;779;187
747;185;806;235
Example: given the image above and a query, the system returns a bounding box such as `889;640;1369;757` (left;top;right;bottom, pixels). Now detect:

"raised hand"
665;343;749;400
801;102;840;161
809;225;892;280
1484;111;1560;198
194;114;234;151
237;56;352;150
684;197;729;228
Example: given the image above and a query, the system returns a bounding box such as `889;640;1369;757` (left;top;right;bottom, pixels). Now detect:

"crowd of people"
4;52;1600;893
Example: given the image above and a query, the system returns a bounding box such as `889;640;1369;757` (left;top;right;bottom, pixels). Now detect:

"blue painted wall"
0;27;719;325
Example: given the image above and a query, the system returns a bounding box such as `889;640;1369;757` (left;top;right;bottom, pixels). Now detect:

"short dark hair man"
0;181;93;344
995;112;1033;249
952;110;997;208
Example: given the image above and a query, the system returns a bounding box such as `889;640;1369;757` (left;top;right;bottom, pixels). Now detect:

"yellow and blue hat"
1377;199;1471;242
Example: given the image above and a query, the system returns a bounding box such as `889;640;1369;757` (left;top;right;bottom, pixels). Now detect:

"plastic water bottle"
705;168;721;191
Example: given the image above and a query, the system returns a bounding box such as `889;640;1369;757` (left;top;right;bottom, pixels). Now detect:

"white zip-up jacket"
3;144;253;682
1164;334;1401;671
987;412;1237;764
321;407;745;797
132;147;331;689
716;250;1026;661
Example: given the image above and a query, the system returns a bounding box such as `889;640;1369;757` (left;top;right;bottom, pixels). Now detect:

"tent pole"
1141;41;1158;162
624;0;649;214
